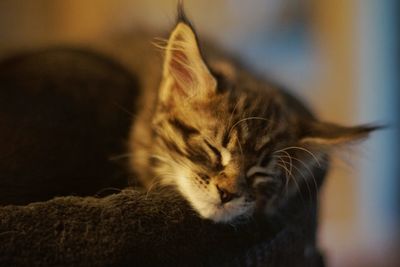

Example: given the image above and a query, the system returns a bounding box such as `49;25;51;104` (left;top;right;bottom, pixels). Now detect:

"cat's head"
149;11;378;222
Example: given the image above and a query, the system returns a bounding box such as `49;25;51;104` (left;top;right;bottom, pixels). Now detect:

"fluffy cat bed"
0;188;324;267
0;47;325;266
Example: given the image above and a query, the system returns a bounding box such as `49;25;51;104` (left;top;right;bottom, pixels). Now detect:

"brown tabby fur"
128;6;377;222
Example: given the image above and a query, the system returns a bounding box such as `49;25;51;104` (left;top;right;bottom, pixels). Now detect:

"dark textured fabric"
0;48;137;205
0;189;324;267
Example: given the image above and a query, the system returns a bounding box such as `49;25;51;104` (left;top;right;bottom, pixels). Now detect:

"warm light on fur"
128;13;377;223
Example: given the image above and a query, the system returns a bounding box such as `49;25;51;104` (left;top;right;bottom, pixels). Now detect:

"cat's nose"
216;185;239;204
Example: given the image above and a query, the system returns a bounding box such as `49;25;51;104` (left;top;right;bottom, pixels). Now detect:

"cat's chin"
196;203;254;223
173;172;255;222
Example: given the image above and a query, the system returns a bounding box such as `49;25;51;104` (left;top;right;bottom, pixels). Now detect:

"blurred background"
0;1;398;266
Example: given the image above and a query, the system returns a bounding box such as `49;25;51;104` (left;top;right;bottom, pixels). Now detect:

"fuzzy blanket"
0;188;324;267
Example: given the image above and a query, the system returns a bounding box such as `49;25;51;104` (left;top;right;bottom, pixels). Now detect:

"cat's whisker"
274;146;321;167
278;157;292;186
275;150;293;177
153;36;168;42
228;222;239;231
276;151;319;208
151;37;182;51
112;101;137;118
276;160;309;213
274;156;290;192
276;155;319;216
273;151;293;195
275;161;293;197
147;154;180;195
152;37;169;45
276;155;313;203
151;42;167;51
150;154;173;164
276;162;299;196
145;179;161;199
227;99;242;130
275;154;320;203
228;117;270;138
145;172;177;199
276;158;304;198
108;153;132;161
235;135;244;169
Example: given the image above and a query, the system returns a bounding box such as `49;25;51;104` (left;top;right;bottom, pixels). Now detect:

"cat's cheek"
174;172;219;213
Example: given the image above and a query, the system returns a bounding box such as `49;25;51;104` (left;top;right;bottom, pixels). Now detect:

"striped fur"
128;11;377;222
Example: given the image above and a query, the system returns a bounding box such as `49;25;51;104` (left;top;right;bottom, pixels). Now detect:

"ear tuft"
300;122;382;146
177;0;191;26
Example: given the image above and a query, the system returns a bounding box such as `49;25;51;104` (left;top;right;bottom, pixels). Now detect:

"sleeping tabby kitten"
129;7;377;223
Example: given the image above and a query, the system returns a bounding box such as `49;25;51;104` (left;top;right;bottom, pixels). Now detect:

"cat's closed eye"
246;165;275;183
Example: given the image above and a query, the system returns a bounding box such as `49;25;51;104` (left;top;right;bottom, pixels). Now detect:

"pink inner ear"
168;34;195;96
170;49;193;84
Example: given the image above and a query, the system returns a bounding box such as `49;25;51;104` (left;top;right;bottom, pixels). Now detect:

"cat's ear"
159;22;216;103
299;121;380;146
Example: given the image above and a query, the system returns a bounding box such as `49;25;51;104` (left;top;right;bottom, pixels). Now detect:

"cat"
128;5;378;223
